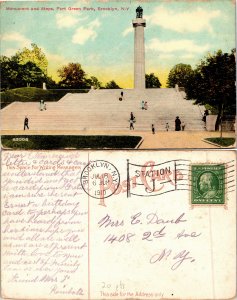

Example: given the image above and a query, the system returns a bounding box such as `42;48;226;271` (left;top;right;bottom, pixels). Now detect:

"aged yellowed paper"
1;1;236;299
1;150;236;299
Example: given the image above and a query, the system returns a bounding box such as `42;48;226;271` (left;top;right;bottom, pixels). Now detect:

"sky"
0;0;236;88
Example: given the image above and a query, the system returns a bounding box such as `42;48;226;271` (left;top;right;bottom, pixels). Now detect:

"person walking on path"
175;116;181;131
181;121;186;131
202;109;209;123
119;91;123;101
129;112;135;130
130;112;135;121
144;101;148;110
152;124;155;134
130;119;134;130
40;99;44;111
141;100;144;109
165;122;169;131
24;116;29;130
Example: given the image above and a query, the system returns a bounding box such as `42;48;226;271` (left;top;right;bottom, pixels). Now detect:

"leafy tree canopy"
166;63;193;89
86;76;102;89
186;49;236;116
57;63;88;89
1;55;46;89
104;80;121;89
145;73;161;88
1;56;19;89
21;62;45;87
14;43;48;74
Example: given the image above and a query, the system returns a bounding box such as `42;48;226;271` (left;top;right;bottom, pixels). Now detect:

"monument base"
206;115;218;131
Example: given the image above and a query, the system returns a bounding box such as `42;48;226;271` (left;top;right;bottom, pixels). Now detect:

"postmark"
80;160;120;205
191;164;225;205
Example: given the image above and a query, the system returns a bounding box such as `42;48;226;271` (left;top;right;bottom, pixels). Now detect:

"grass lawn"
1;87;88;108
1;135;142;150
205;137;235;147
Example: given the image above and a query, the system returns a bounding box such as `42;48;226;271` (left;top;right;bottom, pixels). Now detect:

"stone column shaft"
133;18;146;89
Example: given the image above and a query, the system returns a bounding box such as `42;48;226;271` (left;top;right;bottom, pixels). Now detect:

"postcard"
0;0;236;149
0;1;236;300
1;149;236;299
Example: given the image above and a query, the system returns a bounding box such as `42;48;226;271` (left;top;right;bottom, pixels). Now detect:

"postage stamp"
191;164;225;205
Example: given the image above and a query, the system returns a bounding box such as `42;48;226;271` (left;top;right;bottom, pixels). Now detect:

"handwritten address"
98;211;201;271
2;151;203;299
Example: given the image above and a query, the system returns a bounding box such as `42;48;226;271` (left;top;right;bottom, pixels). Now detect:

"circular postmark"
80;160;120;201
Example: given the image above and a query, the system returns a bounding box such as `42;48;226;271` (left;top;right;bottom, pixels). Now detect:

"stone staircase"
0;88;205;131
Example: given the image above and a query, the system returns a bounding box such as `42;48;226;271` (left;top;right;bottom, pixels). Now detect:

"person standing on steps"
202;109;209;123
181;121;186;131
152;124;155;134
130;119;134;130
40;99;44;111
129;112;135;130
165;122;169;131
130;112;135;121
119;91;123;101
144;101;148;110
175;116;181;131
24;116;29;130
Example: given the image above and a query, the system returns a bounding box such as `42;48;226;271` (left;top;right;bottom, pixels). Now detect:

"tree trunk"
215;101;223;131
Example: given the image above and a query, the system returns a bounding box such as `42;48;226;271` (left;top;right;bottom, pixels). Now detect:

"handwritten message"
1;152;88;298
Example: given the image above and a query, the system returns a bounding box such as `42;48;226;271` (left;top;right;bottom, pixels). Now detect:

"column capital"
133;18;146;27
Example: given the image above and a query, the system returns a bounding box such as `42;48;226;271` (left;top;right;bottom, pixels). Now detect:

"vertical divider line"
127;159;131;198
174;161;177;190
87;152;90;300
208;207;215;298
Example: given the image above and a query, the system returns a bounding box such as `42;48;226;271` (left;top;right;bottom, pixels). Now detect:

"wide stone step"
1;89;205;131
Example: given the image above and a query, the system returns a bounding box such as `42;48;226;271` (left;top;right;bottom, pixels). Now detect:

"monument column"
133;6;146;89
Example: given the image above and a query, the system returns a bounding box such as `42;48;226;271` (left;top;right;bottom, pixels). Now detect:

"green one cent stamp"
191;164;225;205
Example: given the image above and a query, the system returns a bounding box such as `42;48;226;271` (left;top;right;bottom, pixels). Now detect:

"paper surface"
1;1;236;299
1;150;236;300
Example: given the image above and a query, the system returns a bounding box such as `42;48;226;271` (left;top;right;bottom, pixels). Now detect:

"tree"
57;63;88;89
186;50;236;129
145;73;161;88
86;76;102;89
45;76;57;89
104;80;121;89
0;55;45;89
0;56;20;90
1;44;48;89
166;63;193;89
21;62;45;87
14;43;48;74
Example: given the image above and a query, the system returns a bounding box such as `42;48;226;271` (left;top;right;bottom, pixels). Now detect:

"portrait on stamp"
198;172;219;198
